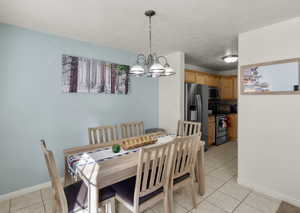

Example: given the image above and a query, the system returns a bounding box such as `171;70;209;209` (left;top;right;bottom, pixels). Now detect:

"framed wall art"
62;55;130;94
240;58;300;95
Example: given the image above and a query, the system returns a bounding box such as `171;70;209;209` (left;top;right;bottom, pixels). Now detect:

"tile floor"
0;141;281;213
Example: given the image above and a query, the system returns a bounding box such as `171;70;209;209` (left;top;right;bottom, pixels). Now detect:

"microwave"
208;86;219;100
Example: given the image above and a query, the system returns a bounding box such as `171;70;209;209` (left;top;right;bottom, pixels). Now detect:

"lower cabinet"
227;114;237;141
208;116;215;145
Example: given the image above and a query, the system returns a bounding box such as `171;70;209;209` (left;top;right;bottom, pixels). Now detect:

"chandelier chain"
149;15;152;55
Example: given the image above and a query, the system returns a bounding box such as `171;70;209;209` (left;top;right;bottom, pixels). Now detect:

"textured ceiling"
1;0;300;71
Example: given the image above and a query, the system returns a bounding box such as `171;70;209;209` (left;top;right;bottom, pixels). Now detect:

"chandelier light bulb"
129;64;145;74
149;63;165;73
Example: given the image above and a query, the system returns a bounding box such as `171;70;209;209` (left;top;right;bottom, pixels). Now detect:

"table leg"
197;143;205;196
88;183;99;213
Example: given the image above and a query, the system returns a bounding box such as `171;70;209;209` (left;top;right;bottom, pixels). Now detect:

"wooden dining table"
63;134;205;213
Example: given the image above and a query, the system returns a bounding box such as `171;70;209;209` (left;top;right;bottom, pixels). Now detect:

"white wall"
238;17;300;206
159;52;185;133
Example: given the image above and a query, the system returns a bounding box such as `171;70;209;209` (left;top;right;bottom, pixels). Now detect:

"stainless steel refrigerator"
184;83;209;150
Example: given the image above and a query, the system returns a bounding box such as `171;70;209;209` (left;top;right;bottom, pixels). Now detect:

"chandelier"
130;10;175;78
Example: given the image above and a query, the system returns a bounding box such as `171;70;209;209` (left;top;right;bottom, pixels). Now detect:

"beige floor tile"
174;186;203;210
206;191;240;212
208;166;235;181
152;200;187;213
11;191;43;211
234;203;263;213
10;203;44;213
46;203;118;213
0;200;10;213
190;201;227;213
201;186;217;199
117;202;130;213
218;180;251;201
205;175;228;189
41;187;52;202
116;202;154;213
174;185;217;210
244;192;280;213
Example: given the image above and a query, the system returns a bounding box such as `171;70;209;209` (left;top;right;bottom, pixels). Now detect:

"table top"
65;135;176;187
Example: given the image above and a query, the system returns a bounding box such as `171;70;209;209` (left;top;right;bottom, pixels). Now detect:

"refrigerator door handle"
196;94;202;121
184;84;188;120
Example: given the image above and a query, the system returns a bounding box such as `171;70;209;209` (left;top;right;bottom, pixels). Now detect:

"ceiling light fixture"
222;54;238;63
129;10;175;78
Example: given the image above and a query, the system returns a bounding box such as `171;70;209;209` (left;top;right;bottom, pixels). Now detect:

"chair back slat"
121;121;144;138
41;140;68;213
171;135;200;179
177;120;201;137
134;143;172;200
88;125;118;144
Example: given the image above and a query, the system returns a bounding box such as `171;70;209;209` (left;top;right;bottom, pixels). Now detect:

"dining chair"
120;121;144;138
176;120;201;136
88;125;119;144
169;135;201;211
41;140;116;213
112;142;173;213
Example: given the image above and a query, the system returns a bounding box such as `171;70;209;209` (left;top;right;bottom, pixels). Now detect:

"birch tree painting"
62;55;129;94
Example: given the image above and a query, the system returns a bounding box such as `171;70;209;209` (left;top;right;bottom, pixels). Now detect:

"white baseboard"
0;178;64;201
238;177;300;208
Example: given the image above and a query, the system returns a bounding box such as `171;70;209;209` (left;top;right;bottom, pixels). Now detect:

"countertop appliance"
184;83;209;150
216;114;228;145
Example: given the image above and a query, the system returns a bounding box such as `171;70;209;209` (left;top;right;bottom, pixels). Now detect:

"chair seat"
112;176;163;205
174;173;190;184
64;181;115;213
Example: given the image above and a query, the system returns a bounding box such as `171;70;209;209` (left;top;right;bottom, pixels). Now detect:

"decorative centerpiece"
121;135;157;150
112;144;121;153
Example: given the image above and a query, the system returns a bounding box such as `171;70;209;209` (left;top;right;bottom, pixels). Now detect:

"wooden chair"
120;121;144;138
112;142;173;213
176;120;201;137
88;125;119;144
41;140;116;213
169;135;201;211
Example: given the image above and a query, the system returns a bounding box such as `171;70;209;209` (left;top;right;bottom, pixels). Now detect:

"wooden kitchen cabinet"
208;115;215;145
185;70;197;83
227;114;237;141
233;76;238;99
185;70;237;100
220;76;237;100
211;75;220;87
196;72;207;84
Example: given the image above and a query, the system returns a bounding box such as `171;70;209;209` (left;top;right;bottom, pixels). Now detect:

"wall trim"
0;178;63;201
238;177;300;208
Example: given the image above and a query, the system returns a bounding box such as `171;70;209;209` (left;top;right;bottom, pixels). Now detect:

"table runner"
67;135;175;176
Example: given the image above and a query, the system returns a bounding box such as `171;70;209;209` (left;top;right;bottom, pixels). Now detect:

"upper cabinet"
220;76;238;100
185;70;220;87
185;70;197;83
196;72;207;84
207;75;220;87
185;70;237;100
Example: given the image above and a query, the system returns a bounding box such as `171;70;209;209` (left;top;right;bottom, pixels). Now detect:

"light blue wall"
0;24;158;194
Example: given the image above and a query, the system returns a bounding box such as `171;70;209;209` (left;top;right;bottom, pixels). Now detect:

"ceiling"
1;0;300;71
